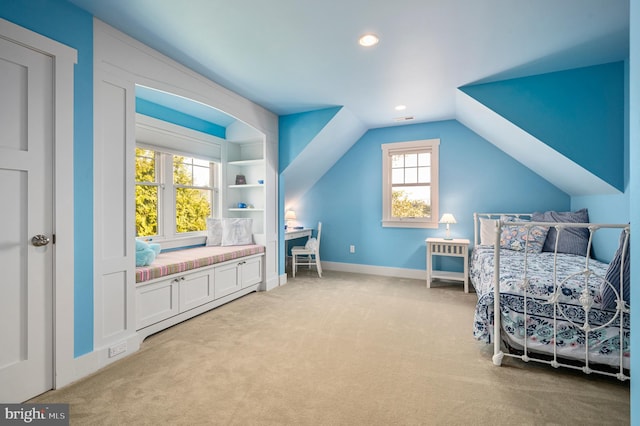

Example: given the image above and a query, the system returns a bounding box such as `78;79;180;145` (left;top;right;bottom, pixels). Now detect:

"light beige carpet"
32;270;629;425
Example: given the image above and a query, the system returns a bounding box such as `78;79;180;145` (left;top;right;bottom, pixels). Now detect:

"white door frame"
0;18;77;389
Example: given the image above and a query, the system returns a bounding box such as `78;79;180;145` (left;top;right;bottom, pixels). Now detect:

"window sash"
381;139;439;229
135;146;218;239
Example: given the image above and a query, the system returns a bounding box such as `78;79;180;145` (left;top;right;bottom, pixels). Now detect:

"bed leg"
492;351;504;366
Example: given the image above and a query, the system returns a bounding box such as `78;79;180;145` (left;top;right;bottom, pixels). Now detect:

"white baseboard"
279;273;288;286
322;261;426;280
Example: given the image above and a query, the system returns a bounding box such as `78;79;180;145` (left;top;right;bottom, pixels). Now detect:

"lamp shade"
439;213;457;224
284;210;297;220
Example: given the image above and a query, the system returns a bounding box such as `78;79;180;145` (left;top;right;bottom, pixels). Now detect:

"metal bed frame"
473;213;630;381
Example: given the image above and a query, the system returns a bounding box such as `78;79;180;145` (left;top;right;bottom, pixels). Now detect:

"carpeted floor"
32;270;629;425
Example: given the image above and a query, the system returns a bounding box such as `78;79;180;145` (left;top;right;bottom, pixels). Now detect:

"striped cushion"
136;244;265;283
601;230;630;310
532;209;590;256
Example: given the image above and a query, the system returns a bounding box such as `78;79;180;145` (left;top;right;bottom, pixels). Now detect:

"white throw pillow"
304;237;318;251
221;218;253;246
206;218;223;246
479;218;498;245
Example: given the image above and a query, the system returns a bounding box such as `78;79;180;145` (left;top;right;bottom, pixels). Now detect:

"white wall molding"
322;261;426;280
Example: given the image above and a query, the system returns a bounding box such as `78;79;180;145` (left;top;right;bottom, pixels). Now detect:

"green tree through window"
173;156;212;233
136;148;158;237
136;148;214;237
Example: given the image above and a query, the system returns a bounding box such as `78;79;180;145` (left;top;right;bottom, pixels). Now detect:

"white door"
0;34;54;403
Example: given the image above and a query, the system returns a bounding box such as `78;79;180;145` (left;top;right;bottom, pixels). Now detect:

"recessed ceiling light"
395;105;407;111
358;33;379;47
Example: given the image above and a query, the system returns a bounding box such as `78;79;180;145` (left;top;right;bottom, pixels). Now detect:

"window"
381;139;439;228
136;147;218;239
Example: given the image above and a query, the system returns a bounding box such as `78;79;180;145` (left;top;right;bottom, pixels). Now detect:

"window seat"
135;244;265;283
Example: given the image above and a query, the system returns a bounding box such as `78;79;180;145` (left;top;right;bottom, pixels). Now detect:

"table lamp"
439;213;457;240
285;210;297;229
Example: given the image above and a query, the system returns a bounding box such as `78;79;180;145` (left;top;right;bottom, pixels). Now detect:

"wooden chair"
291;222;322;277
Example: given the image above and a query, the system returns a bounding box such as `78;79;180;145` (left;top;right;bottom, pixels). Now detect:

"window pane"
193;165;210;187
391;154;404;168
193;158;209;167
392;168;405;184
173;156;192;185
391;186;431;218
405;167;417;184
136;148;156;183
418;152;430;167
176;188;212;233
418;166;430;183
404;153;417;168
136;184;158;237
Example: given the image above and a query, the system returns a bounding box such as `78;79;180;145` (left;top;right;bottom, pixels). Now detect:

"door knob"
31;234;50;247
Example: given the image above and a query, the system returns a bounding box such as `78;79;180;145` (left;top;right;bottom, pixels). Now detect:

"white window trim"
136;148;219;242
135;115;222;247
381;139;440;229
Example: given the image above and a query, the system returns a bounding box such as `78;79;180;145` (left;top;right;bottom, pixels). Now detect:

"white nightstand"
426;238;470;293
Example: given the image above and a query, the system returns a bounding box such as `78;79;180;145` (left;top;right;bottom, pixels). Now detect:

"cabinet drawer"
136;279;179;329
241;256;263;288
179;271;214;312
214;262;241;299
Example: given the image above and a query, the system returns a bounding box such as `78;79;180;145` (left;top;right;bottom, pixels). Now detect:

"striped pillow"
532;209;590;256
601;230;631;311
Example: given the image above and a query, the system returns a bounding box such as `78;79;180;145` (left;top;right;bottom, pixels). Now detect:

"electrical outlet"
108;341;127;358
350;245;355;253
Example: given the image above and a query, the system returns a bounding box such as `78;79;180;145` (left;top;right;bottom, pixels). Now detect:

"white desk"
285;228;312;241
426;238;470;293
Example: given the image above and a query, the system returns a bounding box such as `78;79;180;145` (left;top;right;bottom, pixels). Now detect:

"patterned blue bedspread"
471;245;630;368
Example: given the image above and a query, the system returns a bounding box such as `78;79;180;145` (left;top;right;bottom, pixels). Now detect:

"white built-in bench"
135;244;265;342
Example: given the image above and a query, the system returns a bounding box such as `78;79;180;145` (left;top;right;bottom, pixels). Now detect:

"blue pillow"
600;230;631;311
532;209;590;256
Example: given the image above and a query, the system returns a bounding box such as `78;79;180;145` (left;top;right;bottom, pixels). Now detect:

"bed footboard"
473;213;630;381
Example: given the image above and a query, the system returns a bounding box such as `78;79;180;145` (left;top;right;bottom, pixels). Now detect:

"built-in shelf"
227;208;264;212
228;184;264;189
227;159;264;166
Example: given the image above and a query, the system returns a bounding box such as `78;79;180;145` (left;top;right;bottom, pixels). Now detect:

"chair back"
315;222;322;248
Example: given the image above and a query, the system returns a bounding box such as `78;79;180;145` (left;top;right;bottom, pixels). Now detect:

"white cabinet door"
136;279;179;329
241;257;263;288
214;262;241;299
179;270;214;312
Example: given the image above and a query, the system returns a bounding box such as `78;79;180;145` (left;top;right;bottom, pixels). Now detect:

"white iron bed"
471;212;630;381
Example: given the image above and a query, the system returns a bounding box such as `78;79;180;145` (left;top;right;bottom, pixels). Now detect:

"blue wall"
294;120;569;272
461;62;625;192
1;0;95;357
136;98;227;139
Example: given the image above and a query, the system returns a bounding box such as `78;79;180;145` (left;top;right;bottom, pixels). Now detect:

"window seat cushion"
136;244;265;283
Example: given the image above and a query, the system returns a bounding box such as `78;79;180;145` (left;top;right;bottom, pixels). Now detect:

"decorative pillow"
479;218;498;245
532;209;590;256
499;216;548;253
305;237;318;251
221;218;253;246
206;218;223;246
600;229;631;311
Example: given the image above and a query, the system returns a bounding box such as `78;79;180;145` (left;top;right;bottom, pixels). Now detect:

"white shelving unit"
224;136;266;238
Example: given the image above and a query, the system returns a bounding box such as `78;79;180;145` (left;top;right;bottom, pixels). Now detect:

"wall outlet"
108;341;127;358
349;245;355;253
